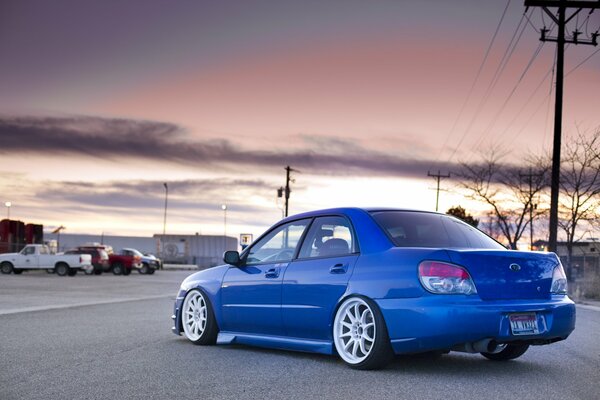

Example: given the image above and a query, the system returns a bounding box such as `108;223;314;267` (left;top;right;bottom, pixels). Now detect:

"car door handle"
330;263;348;274
265;268;280;278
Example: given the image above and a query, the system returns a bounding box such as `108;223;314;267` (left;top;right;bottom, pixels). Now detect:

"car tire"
333;296;394;370
481;344;529;361
13;269;23;274
1;262;14;274
55;263;69;276
181;289;219;345
140;263;149;274
148;268;155;275
123;267;131;276
112;263;123;275
93;268;103;275
68;268;77;276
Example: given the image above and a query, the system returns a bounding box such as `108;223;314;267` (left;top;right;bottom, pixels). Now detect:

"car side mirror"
223;250;241;266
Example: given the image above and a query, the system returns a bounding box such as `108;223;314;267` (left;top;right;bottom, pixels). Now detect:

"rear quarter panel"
347;248;448;299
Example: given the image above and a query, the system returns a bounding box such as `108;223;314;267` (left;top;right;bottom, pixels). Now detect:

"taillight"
551;264;568;294
418;261;477;295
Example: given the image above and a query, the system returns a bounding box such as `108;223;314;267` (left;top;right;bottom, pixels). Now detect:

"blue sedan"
172;208;575;369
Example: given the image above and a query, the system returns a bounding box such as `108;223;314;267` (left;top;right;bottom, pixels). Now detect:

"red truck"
108;249;142;275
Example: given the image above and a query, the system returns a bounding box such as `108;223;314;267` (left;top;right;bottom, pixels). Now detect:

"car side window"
298;216;355;259
21;246;35;255
245;219;310;265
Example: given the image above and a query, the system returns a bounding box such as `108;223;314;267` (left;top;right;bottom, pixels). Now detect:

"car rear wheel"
181;289;218;345
55;263;69;276
112;263;123;275
1;262;14;274
123;267;131;276
333;296;393;370
481;344;529;361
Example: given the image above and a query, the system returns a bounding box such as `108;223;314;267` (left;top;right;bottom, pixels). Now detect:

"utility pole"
520;167;542;250
524;0;600;252
427;170;451;212
278;166;298;217
163;183;168;236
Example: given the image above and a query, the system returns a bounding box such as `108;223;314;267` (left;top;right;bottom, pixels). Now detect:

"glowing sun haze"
0;0;598;239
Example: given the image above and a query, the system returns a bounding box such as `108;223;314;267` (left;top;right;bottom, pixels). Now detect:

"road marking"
576;304;600;312
0;295;172;316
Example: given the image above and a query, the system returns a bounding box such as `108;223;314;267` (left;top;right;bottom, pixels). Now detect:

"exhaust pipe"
452;338;504;354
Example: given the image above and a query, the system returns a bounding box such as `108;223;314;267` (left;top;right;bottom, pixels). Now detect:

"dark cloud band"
0;114;460;179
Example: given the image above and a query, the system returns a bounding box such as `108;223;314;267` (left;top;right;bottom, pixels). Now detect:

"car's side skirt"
217;332;334;355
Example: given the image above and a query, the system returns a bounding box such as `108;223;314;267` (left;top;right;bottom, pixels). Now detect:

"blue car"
172;208;575;369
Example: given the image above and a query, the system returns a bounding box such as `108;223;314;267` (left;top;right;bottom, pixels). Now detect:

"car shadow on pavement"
174;338;558;375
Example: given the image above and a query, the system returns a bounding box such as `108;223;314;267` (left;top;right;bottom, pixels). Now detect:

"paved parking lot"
1;271;599;400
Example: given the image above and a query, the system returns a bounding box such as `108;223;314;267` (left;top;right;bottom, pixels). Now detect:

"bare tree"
558;129;600;280
457;148;549;249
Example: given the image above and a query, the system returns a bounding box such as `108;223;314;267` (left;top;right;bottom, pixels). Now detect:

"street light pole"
221;204;227;251
162;183;168;237
4;201;11;220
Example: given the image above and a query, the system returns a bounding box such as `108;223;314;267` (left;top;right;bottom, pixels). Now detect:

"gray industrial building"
54;233;238;268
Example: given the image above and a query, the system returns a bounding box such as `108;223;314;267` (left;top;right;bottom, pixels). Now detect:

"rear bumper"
376;295;576;354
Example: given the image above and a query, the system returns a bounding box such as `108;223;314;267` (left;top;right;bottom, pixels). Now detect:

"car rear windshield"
370;211;504;249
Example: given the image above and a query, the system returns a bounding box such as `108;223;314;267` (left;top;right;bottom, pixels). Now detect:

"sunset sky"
1;0;599;240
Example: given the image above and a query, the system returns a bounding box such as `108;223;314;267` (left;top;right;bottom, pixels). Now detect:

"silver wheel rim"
333;297;376;364
182;290;207;341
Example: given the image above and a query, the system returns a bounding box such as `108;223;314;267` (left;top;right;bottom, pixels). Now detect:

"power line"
471;41;546;152
437;0;512;160
565;46;600;76
447;10;532;162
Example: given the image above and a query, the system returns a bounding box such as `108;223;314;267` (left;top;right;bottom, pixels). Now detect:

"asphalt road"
1;271;599;400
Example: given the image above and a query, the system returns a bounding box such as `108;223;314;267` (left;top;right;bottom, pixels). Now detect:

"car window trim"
240;217;313;266
295;214;361;261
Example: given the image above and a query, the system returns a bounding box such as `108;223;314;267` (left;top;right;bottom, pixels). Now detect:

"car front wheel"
333;296;393;370
1;262;14;274
181;289;218;345
112;263;123;275
481;344;529;361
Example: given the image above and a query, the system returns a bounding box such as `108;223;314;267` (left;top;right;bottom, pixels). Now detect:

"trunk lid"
445;249;559;300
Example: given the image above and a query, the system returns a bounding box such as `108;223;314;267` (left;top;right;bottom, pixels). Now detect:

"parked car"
109;248;142;275
0;244;92;276
135;250;161;274
76;244;114;272
171;208;576;370
65;248;109;275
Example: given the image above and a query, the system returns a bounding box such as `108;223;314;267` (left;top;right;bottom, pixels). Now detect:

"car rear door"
282;216;359;340
220;219;311;336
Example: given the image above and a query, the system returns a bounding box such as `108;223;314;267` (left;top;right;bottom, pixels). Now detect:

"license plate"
509;313;539;335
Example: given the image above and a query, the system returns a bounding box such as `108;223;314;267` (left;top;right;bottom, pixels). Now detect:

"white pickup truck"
0;244;92;276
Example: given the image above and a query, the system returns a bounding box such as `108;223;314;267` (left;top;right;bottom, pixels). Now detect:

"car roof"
279;207;441;222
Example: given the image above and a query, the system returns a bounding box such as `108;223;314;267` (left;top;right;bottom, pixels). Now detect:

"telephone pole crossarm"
427;170;451;212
